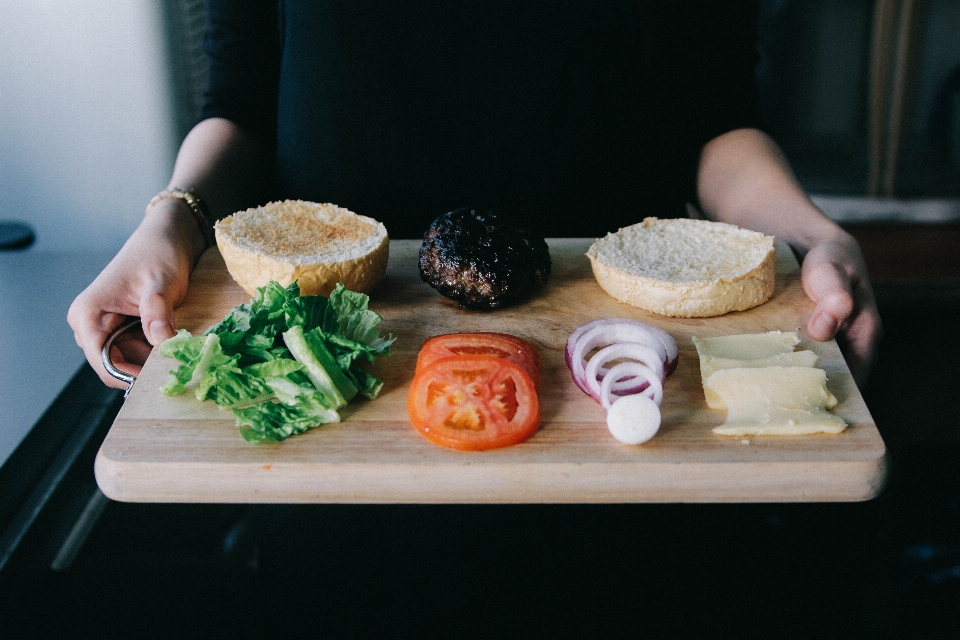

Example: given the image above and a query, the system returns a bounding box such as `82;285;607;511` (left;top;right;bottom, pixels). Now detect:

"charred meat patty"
419;209;551;310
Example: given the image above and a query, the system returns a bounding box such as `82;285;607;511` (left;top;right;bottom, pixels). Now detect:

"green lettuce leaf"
159;332;236;397
329;283;395;354
201;365;273;407
234;392;340;443
159;280;393;442
158;329;205;362
281;324;358;409
283;291;338;333
348;367;384;400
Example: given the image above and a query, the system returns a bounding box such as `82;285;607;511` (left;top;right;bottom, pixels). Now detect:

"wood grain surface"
94;239;887;503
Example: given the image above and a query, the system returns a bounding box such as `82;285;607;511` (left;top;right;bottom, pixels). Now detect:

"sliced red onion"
599;362;663;410
584;342;664;403
565;317;675;444
643;324;679;376
565;318;678;380
607;374;650;396
567;322;667;394
566;317;678;367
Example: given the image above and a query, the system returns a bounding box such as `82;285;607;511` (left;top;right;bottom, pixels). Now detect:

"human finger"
802;259;855;341
800;247;882;384
139;287;178;346
837;298;882;387
69;305;138;389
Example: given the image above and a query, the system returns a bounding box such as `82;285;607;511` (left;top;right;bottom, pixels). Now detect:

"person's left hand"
800;231;882;386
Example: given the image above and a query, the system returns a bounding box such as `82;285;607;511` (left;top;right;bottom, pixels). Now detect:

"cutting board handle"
101;318;141;397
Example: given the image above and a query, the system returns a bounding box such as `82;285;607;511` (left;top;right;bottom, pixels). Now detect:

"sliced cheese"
692;332;822;409
692;331;800;360
699;350;820;381
698;351;820;409
704;367;847;436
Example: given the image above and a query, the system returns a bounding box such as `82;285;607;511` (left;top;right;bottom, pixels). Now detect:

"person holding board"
69;1;881;388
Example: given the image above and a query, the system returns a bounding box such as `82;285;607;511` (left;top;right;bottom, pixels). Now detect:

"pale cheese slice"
704;367;847;436
698;351;820;409
692;331;800;360
692;332;825;409
699;350;820;381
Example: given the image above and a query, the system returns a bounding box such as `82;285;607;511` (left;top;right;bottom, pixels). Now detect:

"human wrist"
142;195;209;265
750;197;848;260
147;188;215;244
796;220;855;257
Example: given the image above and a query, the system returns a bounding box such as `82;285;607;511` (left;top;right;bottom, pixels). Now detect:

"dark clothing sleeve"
199;1;762;239
200;0;281;145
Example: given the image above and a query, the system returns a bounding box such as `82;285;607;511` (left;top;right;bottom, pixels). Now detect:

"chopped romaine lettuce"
234;393;340;443
349;367;384;400
329;283;395;354
159;280;393;442
159;332;236;398
281;324;358;409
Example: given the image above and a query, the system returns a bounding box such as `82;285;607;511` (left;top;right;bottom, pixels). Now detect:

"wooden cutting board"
95;239;887;503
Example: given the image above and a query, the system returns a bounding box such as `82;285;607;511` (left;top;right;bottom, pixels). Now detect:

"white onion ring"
583;342;665;402
599;362;663;410
606;373;650;396
566;318;679;366
567;323;668;395
646;325;679;376
565;318;678;382
567;318;664;364
565;317;675;443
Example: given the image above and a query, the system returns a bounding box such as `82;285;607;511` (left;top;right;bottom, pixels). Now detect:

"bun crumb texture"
587;217;775;317
215;200;389;297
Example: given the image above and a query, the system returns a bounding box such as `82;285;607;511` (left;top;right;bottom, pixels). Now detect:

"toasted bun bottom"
588;244;776;317
215;201;389;297
217;232;389;297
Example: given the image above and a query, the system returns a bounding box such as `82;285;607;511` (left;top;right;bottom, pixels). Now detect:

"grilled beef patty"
419;209;551;310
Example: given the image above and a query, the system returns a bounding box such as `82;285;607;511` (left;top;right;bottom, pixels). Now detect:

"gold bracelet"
146;188;216;248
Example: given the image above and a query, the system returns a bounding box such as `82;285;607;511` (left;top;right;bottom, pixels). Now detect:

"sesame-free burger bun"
215;200;389;297
586;217;775;317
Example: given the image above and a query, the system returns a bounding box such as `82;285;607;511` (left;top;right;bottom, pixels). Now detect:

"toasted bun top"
216;200;387;264
587;217;774;284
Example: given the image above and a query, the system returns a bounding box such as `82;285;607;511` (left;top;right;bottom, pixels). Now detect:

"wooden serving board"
95;239;887;503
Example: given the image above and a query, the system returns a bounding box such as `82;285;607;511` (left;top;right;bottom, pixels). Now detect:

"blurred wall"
0;0;176;252
758;0;960;200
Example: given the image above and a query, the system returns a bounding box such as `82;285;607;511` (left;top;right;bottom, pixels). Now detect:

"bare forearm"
696;128;846;254
168;117;270;223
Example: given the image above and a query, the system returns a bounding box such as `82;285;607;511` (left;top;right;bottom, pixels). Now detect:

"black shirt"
202;1;763;238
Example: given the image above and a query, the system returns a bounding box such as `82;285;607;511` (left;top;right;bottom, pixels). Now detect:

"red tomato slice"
407;355;540;451
472;332;540;369
417;333;540;389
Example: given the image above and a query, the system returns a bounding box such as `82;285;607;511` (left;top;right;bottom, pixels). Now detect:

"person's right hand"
68;198;207;388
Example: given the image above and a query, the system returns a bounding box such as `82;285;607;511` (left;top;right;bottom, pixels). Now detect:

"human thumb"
139;288;178;345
